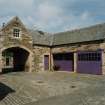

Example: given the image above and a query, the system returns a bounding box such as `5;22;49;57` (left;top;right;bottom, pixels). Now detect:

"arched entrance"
2;47;30;73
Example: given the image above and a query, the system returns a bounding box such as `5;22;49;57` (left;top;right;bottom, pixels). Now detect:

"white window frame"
13;28;21;38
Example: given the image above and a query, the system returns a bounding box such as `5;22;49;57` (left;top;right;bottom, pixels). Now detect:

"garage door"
77;51;102;75
53;53;74;71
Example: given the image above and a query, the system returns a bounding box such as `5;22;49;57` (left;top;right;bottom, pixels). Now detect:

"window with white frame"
13;28;20;38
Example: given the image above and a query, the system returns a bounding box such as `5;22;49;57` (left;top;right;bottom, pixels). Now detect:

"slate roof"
29;29;53;46
52;23;105;46
30;23;105;46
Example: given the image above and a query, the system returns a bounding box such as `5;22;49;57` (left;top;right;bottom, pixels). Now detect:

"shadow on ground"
0;82;15;101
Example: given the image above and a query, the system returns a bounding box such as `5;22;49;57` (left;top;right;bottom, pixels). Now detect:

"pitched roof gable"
1;16;27;31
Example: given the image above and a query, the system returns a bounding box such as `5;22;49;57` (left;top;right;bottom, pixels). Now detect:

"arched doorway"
2;47;30;73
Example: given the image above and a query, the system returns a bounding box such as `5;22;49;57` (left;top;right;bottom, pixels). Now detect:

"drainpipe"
74;52;77;73
49;47;53;71
0;53;2;73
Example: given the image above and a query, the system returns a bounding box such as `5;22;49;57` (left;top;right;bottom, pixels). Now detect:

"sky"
0;0;105;33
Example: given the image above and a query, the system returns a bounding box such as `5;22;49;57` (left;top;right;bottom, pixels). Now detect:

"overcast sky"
0;0;105;33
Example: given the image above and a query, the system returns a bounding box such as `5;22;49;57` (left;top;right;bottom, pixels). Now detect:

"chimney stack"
2;22;5;28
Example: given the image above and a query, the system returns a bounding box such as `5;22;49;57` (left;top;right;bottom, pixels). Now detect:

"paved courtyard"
0;71;105;105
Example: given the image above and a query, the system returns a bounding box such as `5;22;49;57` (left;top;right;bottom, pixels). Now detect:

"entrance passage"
77;51;102;75
2;47;29;73
53;53;74;71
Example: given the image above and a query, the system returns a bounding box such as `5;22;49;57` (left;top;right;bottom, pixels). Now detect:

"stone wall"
1;21;33;50
0;18;34;72
33;46;50;71
0;34;4;72
100;42;105;74
52;42;101;53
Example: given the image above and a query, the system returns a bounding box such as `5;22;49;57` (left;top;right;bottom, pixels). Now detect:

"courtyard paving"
0;71;105;105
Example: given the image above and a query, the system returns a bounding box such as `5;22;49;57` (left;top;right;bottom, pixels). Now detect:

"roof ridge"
54;23;105;35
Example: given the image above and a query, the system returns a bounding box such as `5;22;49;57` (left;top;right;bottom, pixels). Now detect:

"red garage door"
77;51;102;75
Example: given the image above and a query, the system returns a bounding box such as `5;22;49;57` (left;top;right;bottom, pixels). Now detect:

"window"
53;53;73;60
78;52;101;61
13;28;20;38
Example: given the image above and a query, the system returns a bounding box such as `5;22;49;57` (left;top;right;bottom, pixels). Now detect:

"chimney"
2;22;5;28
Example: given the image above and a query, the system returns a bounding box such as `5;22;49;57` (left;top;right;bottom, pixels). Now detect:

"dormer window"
13;28;20;38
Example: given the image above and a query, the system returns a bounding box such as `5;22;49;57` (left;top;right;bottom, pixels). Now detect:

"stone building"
0;16;105;75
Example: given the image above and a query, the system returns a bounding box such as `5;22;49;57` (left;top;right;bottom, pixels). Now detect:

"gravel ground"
0;71;105;105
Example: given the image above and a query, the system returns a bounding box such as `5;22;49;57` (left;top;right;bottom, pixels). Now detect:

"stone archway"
1;46;32;73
